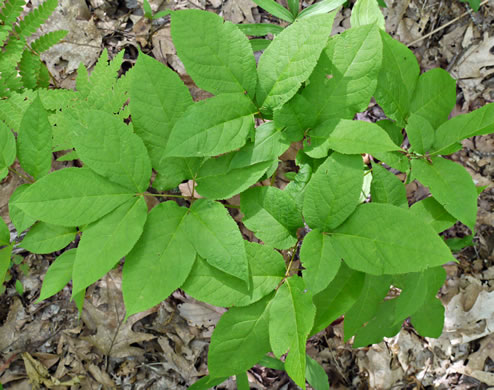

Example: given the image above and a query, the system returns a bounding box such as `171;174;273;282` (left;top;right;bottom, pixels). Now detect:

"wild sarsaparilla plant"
1;0;493;387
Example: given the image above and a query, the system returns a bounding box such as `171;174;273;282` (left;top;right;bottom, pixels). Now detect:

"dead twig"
407;0;490;47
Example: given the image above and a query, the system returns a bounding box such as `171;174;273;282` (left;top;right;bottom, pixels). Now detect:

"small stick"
407;0;490;47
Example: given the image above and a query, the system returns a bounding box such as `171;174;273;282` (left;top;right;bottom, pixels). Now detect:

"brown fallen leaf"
22;352;82;389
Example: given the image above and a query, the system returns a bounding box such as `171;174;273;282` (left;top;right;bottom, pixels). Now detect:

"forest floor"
1;0;494;389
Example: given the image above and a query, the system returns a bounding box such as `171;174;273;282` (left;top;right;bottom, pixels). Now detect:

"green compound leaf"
72;197;147;296
252;0;295;22
350;0;385;30
411;157;477;230
330;203;456;275
183;242;284;308
433;102;494;154
370;162;408;208
153;157;203;192
375;30;420;126
269;276;315;390
30;30;68;53
343;274;391;340
171;10;257;98
165;94;256;158
273;23;381;140
303;153;363;231
300;229;341;295
326;119;402;155
129;53;193;168
123;201;194;317
409;197;457;233
406;113;435;154
0;217;9;246
241;186;303;249
17;95;52;180
185;199;249;282
38;248;76;301
71;110;152;192
256;12;336;112
306;355;329;390
188;375;228;390
20;222;77;254
0;121;15;170
9;184;37;234
208;293;273;378
15;168;135;227
409;68;456;129
311;262;365;335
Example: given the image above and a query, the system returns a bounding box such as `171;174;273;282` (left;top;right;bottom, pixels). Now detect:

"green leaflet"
72;197;147;296
0;120;15;169
405;114;435;154
241;186;303;249
30;30;68;53
433;102;494;153
373;151;410;173
129;53;193;168
15;168;135;227
256;12;336;112
269;276;315;390
183;242;284;308
122;201;195;317
343;274;391;340
375;30;420;126
352;267;446;346
275;24;382;138
377;120;404;146
0;245;12;288
171;10;257;98
0;217;9;245
17;95;52;180
330;203;455;275
303;153;363;231
165;94;256;158
20;222;77;254
185;199;249;282
410;298;445;338
326;119;402;155
286;0;299;16
71;110;152;192
409;197;457;233
409;68;456;129
370;162;408;208
196;156;273;200
351;0;385;30
306;356;330;390
188;375;228;390
38;248;76;301
208;294;273;378
236;23;284;36
9;184;36;233
299;230;341;295
195;121;289;199
311;262;365;336
411;157;477;230
297;0;346;19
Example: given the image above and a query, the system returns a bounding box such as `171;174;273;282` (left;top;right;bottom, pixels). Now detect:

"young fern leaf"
19;50;42;89
30;30;68;53
15;0;59;38
0;0;25;27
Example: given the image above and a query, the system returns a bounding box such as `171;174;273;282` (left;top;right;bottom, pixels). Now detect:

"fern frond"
37;61;50;87
0;24;12;46
15;0;58;38
19;49;41;89
0;89;35;130
0;77;11;97
0;0;25;26
0;37;25;91
30;29;67;53
75;62;90;97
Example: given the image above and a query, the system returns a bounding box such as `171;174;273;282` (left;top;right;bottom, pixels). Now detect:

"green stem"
8;167;34;183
